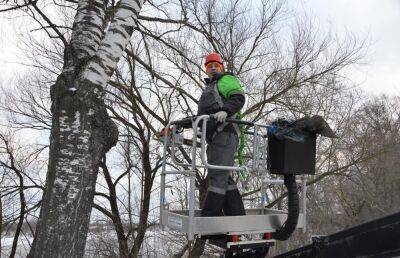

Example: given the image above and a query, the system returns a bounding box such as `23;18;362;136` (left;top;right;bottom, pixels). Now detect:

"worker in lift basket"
198;52;246;220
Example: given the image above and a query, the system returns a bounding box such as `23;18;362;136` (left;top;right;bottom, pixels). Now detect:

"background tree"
2;0;145;256
120;1;366;256
1;0;399;257
0;131;43;257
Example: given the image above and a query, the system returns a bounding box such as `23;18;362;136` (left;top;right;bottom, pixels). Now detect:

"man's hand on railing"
212;111;228;123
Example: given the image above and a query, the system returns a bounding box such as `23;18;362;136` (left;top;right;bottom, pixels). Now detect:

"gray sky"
1;0;399;96
292;0;400;95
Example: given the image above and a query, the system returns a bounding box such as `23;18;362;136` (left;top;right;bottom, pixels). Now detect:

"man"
197;52;246;219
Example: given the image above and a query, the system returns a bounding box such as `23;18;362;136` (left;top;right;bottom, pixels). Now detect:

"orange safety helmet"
204;52;224;69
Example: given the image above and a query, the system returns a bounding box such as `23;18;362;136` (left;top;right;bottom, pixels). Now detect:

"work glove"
159;127;173;137
212;111;228;123
159;125;183;137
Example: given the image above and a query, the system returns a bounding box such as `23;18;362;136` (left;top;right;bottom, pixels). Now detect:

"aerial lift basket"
159;115;310;252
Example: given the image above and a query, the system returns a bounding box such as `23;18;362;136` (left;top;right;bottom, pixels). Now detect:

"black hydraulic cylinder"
272;174;299;241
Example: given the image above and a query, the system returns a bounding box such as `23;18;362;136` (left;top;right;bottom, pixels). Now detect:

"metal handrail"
160;115;308;241
196;115;247;171
170;115;271;172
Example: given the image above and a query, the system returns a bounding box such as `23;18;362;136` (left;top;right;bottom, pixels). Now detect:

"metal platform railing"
159;115;307;241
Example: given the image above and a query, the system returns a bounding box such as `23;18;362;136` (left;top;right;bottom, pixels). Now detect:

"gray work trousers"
206;131;239;195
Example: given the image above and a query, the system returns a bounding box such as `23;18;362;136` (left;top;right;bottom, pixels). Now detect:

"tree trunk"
28;0;144;256
130;135;154;257
10;168;27;258
0;191;2;254
101;160;130;257
188;177;208;257
28;74;119;258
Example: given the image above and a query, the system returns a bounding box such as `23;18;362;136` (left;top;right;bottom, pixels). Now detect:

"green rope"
236;112;249;191
237;112;245;166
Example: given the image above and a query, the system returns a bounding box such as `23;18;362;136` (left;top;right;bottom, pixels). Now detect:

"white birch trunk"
83;0;142;88
28;0;144;257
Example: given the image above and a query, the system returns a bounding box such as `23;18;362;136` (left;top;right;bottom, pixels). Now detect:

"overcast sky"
1;0;399;96
292;0;400;95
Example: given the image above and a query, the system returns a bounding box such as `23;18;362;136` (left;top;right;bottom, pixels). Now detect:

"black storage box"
267;133;316;175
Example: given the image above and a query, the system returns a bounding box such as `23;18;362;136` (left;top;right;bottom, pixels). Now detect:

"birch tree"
7;0;147;256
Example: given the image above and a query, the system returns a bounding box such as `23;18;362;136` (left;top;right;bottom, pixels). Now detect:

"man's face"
206;62;223;78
